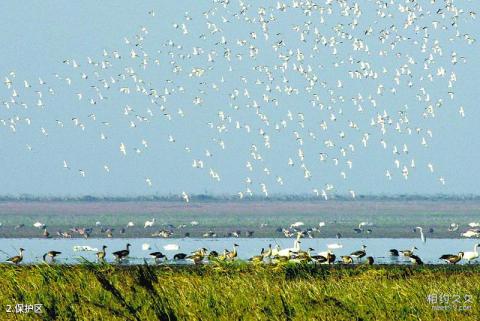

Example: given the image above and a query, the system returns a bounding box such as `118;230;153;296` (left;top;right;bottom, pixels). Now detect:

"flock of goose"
5;235;479;265
0;0;476;198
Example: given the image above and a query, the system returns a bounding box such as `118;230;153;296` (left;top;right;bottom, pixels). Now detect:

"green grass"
0;263;478;320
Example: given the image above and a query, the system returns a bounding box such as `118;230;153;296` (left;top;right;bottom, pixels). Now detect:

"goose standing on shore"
226;244;239;261
295;247;314;262
218;249;229;261
150;251;167;263
309;251;327;263
409;254;424;265
45;250;62;262
112;243;131;261
96;245;107;262
6;248;24;265
173;253;188;260
350;245;367;261
440;252;464;264
187;251;206;265
389;249;399;257
249;248;265;263
208;251;219;260
400;246;417;257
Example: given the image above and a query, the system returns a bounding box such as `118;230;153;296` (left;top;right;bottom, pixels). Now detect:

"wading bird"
44;250;62;262
416;227;426;243
150;251;167;263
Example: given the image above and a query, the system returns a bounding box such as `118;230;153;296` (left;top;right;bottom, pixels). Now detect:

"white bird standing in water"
416;227;426;243
144;218;155;228
182;191;190;203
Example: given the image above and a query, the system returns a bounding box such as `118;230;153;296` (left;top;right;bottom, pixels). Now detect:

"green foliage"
0;264;478;320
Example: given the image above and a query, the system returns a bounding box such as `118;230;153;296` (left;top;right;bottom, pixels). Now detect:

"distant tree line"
0;194;478;202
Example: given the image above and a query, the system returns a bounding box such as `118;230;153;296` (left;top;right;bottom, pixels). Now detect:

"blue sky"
0;1;478;197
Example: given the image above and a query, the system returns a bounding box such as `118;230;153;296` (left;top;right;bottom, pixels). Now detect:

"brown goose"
262;244;273;258
208;250;219;260
341;255;353;264
173;253;188;260
440;252;464;264
191;248;208;256
311;254;327;263
186;253;205;265
350;245;367;260
327;252;336;264
296;247;314;260
96;245;107;261
249;248;265;263
187;248;207;264
46;250;62;262
150;251;167;263
218;249;229;261
112;243;131;261
226;244;239;261
409;254;424;265
400;246;417;257
6;248;25;265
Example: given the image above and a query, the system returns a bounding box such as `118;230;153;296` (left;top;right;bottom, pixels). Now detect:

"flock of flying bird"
0;0;477;199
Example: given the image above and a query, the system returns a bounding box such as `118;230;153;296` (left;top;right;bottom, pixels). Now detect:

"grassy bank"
0;263;478;320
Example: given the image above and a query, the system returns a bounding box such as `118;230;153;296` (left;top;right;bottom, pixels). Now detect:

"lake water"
0;237;478;265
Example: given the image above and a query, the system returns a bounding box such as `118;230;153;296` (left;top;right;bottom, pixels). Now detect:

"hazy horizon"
0;193;479;201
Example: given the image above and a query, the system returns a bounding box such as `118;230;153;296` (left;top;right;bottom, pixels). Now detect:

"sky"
0;0;478;197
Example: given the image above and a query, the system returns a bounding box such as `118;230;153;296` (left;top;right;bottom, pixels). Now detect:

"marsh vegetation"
0;263;478;320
